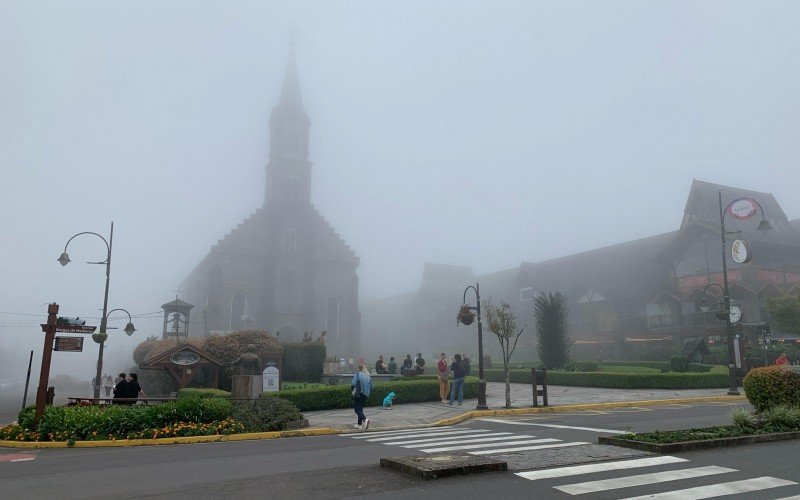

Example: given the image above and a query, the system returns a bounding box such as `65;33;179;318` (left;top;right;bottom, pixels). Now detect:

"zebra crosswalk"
343;425;589;455
516;455;798;498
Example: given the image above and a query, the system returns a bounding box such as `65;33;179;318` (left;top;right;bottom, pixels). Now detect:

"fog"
1;1;799;390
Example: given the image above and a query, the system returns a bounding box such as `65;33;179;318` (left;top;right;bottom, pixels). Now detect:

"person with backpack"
351;364;372;430
448;354;466;406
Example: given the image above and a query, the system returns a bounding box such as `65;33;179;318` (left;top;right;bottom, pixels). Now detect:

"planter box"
599;431;800;453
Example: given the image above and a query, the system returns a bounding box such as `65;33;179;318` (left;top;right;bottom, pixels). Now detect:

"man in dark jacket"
126;373;146;403
113;372;128;404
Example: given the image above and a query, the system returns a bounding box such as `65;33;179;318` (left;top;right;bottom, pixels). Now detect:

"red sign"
727;197;758;220
54;336;84;352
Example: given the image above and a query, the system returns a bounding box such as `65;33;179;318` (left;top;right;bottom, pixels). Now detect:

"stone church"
180;54;361;357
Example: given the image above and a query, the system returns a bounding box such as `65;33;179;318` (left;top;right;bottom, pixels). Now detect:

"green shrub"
281;343;326;383
762;404;800;430
564;360;599;372
599;361;713;373
730;408;757;430
232;396;304;432
177;388;231;399
482;368;728;389
743;366;800;412
670;356;689;373
263;377;478;411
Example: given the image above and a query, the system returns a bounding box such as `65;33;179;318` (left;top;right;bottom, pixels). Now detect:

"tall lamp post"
717;191;772;395
458;283;488;410
58;222;114;399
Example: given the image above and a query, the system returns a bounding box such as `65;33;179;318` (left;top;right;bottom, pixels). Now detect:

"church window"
283;228;297;256
230;293;248;331
325;297;340;340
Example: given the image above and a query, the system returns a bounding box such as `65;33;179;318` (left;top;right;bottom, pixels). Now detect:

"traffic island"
380;453;507;480
599;429;800;453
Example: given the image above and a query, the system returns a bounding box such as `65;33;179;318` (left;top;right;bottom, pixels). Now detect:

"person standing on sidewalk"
437;353;450;403
351;364;372;430
448;354;465;406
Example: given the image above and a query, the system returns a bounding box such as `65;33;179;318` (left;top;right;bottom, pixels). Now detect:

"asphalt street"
2;402;800;499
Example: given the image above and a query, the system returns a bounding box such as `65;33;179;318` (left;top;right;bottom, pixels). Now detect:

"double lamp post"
58;222;136;399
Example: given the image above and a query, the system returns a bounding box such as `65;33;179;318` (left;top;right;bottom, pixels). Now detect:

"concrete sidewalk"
304;382;740;430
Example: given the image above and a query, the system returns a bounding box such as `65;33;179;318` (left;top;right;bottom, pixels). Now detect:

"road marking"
556;465;736;495
621;476;797;500
348;427;462;438
0;454;36;463
516;456;689;481
774;495;800;500
419;438;560;453
469;441;589;455
389;433;518;446
358;429;491;442
478;418;627;434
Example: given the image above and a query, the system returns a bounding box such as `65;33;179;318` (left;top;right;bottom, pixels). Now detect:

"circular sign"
727;197;758;220
170;351;200;366
731;239;752;264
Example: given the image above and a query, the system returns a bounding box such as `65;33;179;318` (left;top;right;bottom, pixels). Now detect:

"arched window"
230;293;247;331
325;297;340;340
283;228;297;256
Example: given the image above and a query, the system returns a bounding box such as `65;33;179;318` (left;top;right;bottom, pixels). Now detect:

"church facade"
181;55;361;357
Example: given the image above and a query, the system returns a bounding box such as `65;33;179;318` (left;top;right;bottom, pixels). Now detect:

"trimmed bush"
670;356;689;373
599;361;713;373
263;377;478;411
282;343;326;383
482;367;728;389
232;396;304;432
177;388;231;399
743;366;800;412
564;360;599;372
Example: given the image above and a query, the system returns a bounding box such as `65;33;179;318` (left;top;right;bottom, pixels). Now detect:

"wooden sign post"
35;303;59;425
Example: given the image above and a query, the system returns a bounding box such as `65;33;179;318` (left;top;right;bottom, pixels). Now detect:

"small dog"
382;391;396;410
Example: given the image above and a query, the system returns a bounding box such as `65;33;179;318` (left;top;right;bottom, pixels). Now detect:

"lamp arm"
105;308;133;323
63;232;110;256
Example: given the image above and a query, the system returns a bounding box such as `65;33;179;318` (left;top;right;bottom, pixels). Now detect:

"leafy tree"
202;330;282;390
767;295;800;335
534;291;572;369
484;300;527;408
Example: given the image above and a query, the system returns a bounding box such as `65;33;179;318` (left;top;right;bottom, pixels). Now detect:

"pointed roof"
161;298;194;311
278;43;304;110
141;342;223;368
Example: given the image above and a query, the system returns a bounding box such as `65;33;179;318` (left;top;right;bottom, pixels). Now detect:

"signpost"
35;303;59;425
55;325;97;334
54;336;84;352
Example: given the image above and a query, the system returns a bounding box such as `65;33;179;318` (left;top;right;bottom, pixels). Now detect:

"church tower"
266;49;311;205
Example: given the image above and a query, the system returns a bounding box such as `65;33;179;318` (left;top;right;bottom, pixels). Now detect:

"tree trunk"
504;366;511;408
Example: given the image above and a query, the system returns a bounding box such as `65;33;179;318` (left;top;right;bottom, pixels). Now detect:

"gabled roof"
161;298;194;311
141;342;223;367
682;179;788;227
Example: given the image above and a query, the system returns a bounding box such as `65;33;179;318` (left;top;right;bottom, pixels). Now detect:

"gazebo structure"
141;343;223;390
162;298;194;343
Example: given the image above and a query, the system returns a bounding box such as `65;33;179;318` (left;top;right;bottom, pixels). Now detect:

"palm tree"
534;291;572;369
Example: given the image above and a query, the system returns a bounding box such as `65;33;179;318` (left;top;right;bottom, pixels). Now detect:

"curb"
599;430;800;453
432;395;748;427
0;427;340;449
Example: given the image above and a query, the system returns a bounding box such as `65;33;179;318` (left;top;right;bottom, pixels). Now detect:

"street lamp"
458;283;488;410
718;191;772;395
58;222;114;399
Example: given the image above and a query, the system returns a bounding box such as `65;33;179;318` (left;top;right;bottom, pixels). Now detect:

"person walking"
387;356;397;374
113;373;128;404
448;354;466;406
462;355;471;377
102;374;113;398
126;373;146;403
351;364;372;430
437;353;450;403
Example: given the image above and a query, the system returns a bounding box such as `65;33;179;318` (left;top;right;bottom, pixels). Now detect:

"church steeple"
266;46;311;205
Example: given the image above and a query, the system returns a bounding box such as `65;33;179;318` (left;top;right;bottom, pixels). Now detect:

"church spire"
278;40;303;109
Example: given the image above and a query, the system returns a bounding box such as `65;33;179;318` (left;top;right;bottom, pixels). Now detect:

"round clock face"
729;305;742;324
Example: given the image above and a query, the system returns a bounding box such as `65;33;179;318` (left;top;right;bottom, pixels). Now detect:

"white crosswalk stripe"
418;438;560;453
360;429;491;442
555;465;736;495
621;476;798;499
396;433;521;447
515;455;799;498
348;426;459;438
470;441;589;454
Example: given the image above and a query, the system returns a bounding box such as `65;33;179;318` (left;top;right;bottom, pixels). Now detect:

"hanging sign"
170;351;200;366
54;336;84;352
731;239;752;264
727;198;758;220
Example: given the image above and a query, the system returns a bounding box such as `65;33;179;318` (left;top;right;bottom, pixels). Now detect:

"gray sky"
1;1;799;378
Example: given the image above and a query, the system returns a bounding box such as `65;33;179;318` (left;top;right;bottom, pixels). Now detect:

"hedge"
177;388;231;399
282;343;326;382
599;361;713;373
263;376;478;411
482;367;728;389
743;366;800;412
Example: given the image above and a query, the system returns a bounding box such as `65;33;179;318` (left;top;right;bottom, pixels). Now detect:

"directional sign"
55;325;97;334
54;336;84;352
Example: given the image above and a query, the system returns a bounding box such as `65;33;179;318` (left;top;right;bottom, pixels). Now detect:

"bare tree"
484;300;526;408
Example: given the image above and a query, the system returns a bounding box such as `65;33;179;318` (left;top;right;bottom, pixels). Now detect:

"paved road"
3;402;800;499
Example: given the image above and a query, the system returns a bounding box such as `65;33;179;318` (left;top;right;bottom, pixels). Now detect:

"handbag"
351;376;362;398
